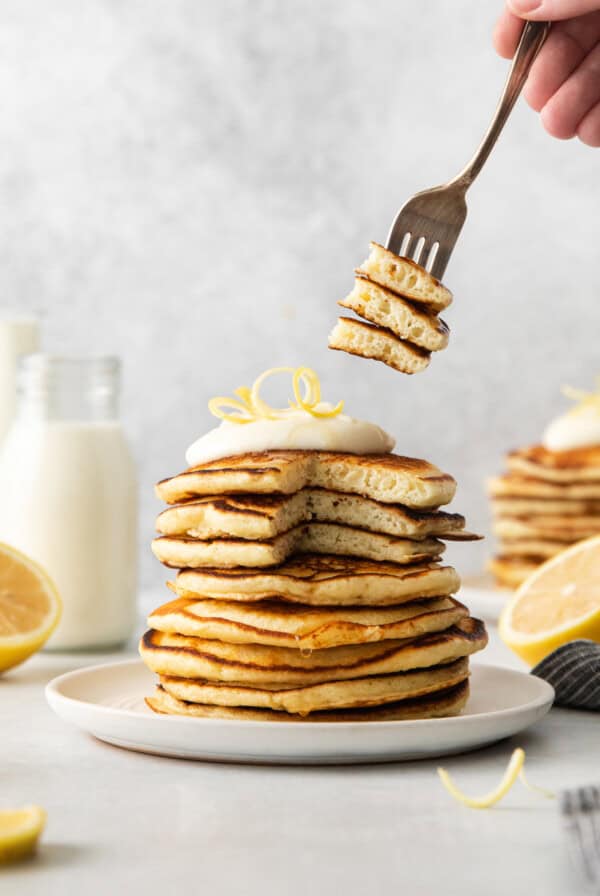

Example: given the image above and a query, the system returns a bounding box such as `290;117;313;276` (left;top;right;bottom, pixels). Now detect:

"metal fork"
386;20;551;281
560;785;600;888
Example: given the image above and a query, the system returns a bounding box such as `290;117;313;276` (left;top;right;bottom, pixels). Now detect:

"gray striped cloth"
532;640;600;710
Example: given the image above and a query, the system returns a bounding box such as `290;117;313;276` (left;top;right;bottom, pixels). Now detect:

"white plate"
46;660;554;765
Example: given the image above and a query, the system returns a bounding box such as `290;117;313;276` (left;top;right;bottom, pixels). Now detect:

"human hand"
494;0;600;146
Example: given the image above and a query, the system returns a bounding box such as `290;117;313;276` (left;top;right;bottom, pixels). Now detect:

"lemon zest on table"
437;748;555;809
209;367;344;423
518;767;556;800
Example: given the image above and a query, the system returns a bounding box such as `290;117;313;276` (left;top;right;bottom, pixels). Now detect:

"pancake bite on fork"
328;243;452;374
143;366;487;721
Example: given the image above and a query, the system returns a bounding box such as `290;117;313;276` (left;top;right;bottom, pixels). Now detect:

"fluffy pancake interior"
356;242;452;311
329;316;431;375
156;488;468;541
152;523;445;569
339;275;449;352
156;450;456;509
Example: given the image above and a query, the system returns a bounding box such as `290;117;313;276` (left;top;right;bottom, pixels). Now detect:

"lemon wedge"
438;748;555;809
499;535;600;666
0;542;62;674
209;367;344;424
0;806;46;864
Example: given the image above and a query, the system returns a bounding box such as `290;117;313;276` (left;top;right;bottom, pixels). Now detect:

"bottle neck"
16;355;121;422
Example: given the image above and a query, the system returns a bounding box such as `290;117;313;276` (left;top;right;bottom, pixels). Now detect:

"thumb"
507;0;600;19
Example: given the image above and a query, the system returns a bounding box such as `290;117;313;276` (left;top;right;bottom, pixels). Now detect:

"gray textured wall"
2;0;598;589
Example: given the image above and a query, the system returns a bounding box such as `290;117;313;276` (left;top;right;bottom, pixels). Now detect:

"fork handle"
451;20;551;189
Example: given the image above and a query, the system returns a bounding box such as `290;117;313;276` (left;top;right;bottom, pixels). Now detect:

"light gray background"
2;0;598;588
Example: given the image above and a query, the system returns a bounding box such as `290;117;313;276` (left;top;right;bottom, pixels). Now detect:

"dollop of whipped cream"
186;405;395;467
543;404;600;452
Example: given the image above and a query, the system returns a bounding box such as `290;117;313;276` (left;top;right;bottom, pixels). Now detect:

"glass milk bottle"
0;355;137;649
0;319;39;444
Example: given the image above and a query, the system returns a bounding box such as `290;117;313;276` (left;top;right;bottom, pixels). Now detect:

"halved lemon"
0;542;62;674
499;535;600;666
0;806;46;864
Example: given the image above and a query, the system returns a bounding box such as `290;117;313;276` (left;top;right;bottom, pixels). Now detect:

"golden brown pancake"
488;474;600;500
146;678;469;721
339;276;449;352
156;450;456;508
138;617;487;686
329;317;431;374
494;516;600;541
152;524;445;569
174;556;461;606
491;496;600;516
507;445;600;483
356;242;452;312
157;657;469;714
487;555;541;589
494;538;566;559
156;488;470;541
147;594;469;649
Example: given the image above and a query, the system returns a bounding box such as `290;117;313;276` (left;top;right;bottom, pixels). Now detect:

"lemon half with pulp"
499;534;600;666
0;542;62;673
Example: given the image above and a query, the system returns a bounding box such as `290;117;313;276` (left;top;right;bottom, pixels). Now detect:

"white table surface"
2;593;598;896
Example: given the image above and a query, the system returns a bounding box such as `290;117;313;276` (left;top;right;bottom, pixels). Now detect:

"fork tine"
420;241;440;273
586;787;600;866
560;792;583;879
418;243;430;272
577;788;600;882
429;244;453;283
565;814;596;883
422;242;439;274
384;21;551;286
412;237;426;266
401;233;418;261
561;789;600;884
398;232;412;257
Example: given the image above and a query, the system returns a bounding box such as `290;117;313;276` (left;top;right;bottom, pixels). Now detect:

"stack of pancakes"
328;242;452;374
488;443;600;588
141;450;487;721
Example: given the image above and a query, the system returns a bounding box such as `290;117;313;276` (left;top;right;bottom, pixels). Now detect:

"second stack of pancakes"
142;450;487;721
488;443;600;588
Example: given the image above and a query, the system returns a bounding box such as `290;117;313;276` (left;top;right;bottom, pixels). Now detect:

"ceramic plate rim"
45;658;554;730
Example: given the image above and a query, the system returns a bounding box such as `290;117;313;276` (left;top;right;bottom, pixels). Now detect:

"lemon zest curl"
438;748;555;810
562;376;600;417
209;367;344;424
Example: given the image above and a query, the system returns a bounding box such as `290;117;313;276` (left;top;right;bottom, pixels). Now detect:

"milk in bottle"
0;355;137;649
